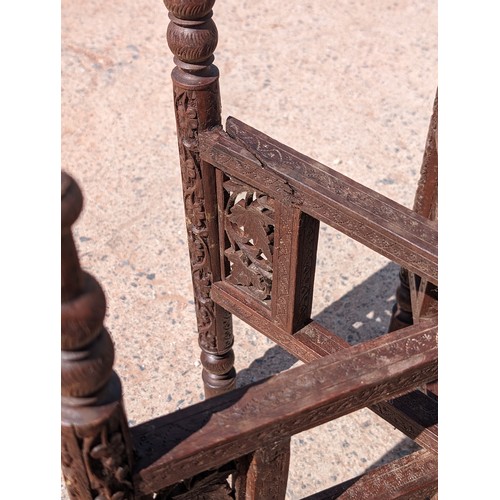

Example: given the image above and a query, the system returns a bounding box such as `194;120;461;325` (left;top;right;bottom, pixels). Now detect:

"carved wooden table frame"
61;0;438;497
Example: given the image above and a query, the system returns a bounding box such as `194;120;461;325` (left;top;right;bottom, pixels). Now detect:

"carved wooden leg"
165;0;235;399
61;172;134;499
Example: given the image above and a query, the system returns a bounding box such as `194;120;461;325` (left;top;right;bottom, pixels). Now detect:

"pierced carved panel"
222;177;275;304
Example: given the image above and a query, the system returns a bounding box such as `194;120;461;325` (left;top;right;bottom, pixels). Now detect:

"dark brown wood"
61;172;134;499
130;321;437;495
212;281;328;362
271;203;320;333
388;91;438;399
389;91;438;332
212;280;438;454
302;449;437;499
218;173;276;307
152;462;236;499
165;0;235;398
215;170;320;333
413;91;439;222
62;2;438;497
199;121;438;286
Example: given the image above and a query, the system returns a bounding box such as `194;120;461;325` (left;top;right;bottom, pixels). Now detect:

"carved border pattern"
222;176;275;304
228;120;436;246
175;88;219;351
223;359;436;425
274;208;293;327
414;91;438;220
206;137;437;285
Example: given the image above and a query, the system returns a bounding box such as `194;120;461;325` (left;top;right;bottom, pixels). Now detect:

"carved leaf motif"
222;176;275;303
229;201;273;261
86;429;133;497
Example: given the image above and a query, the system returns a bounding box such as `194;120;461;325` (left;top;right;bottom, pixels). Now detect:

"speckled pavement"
61;0;437;498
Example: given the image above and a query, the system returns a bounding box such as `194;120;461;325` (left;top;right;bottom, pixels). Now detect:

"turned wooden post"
164;0;235;398
61;172;134;499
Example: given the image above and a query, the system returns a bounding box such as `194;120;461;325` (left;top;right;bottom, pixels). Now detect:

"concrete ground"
61;0;437;498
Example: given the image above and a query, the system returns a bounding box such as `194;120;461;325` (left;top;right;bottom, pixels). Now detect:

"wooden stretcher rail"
302;449;438;499
212;280;438;454
131;322;437;495
199;119;438;285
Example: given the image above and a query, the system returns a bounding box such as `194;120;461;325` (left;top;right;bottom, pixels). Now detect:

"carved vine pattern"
81;422;134;499
222;176;275;303
175;88;221;351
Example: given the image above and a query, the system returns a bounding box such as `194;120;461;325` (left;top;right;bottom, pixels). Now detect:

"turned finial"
164;0;215;19
61;171;84;302
61;172;133;498
61;171;113;400
165;0;218;74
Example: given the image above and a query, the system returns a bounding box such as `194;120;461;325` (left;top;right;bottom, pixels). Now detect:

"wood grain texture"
199;122;437;285
130;322;436;495
212;281;438;454
272;202;319;333
388;91;438;398
302;449;437;499
235;438;291;500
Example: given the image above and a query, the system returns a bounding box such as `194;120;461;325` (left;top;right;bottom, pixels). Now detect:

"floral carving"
175;88;218;351
222;177;275;303
83;425;133;499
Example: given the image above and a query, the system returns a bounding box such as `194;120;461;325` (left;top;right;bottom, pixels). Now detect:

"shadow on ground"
236;261;401;387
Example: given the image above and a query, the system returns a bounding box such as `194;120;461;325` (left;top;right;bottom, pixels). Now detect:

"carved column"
61;172;134;499
164;0;235;398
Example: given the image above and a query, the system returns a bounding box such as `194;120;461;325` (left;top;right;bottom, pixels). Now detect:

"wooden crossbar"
302;449;438;499
199;119;437;285
212;280;438;454
131;321;437;495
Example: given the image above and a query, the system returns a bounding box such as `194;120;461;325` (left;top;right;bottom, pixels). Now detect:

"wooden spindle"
61;171;134;499
165;0;235;398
